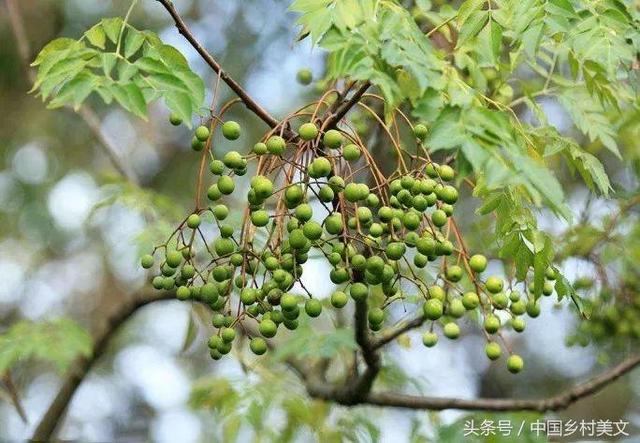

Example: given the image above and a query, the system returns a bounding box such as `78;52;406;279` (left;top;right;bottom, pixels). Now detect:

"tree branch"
4;0;139;184
31;290;175;442
323;82;371;129
155;0;281;131
370;314;425;350
360;354;640;411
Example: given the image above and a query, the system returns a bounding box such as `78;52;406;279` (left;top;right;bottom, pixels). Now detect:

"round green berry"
186;214;201;229
485;342;501;360
250;337;268;355
222;121;241;140
195;125;210;142
343;144;361;161
212;204;229;220
259;319;278;338
484;315;501;334
305;299;322;317
298;122;319;140
443;322;460;339
331;291;348;308
253;142;268;155
176;285;191;300
323;129;343;149
422;331;438;347
431;209;448;227
469;254;487;273
141;254;154;269
413;123;428;140
423;299;443;320
350;282;369;301
266;135;286;155
507;354;524;373
169;112;183;126
485;276;504;294
296;68;313;85
166;251;182;268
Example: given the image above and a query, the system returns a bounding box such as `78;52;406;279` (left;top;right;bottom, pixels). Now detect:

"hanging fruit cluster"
139;95;562;374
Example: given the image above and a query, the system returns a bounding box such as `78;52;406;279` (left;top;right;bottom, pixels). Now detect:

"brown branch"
370;314;425;350
4;0;139;184
360;354;640;412
31;290;175;442
323;82;371;129
155;0;281;131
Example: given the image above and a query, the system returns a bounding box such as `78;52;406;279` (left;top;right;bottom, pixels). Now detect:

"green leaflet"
31;17;204;127
0;319;92;374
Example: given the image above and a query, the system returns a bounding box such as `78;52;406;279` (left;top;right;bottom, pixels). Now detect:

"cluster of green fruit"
139;116;554;374
568;282;640;347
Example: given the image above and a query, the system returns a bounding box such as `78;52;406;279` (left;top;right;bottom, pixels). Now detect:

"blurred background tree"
0;0;639;442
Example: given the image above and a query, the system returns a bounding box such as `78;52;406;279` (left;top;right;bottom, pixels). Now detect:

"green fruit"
311;157;332;177
542;281;554;296
485;276;504;294
545;267;557;280
303;221;323;241
423;299;444;320
294;204;312;222
510;300;526;315
152;276;164;289
439;185;458;204
251;210;270;227
207;184;222;201
222;151;242;169
422;331;438;347
221;327;236;342
169;112;183;126
343;183;361;202
331;291;348;308
403;211;421;230
191;137;204;151
253;142;267;155
445;265;463;282
437;164;455;181
187;214;201;229
281;293;298;311
461;292;479;310
324;214;343;235
526;301;541;318
162;277;175;290
491;292;509;309
469;254;487;273
350;282;369;301
213;238;235;256
386;242;406;260
512;317;526;332
266;135;286;155
219;225;234;238
414;253;428;268
141;254;154;269
252;176;273;199
443;322;460;339
298;122;319;140
217;176;235;195
201;283;218;304
195;125;210;142
221;121;241;140
448;299;466;318
431;209;448;227
211;313;225;328
285;185;304;207
485;342;501;360
305;299;322;317
259;319;278;338
484;315;501;334
416;237;436;256
296;68;313;85
181;265;196;279
240;288;257;305
250;337;267;355
368;307;384;326
413;123;428;140
176;285;191;300
289;229;307;249
343;144;361;161
428;285;446;302
507;354;524;373
323;129;343;149
212;204;229;220
209;160;225;175
318;185;335;202
166;251;182;268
